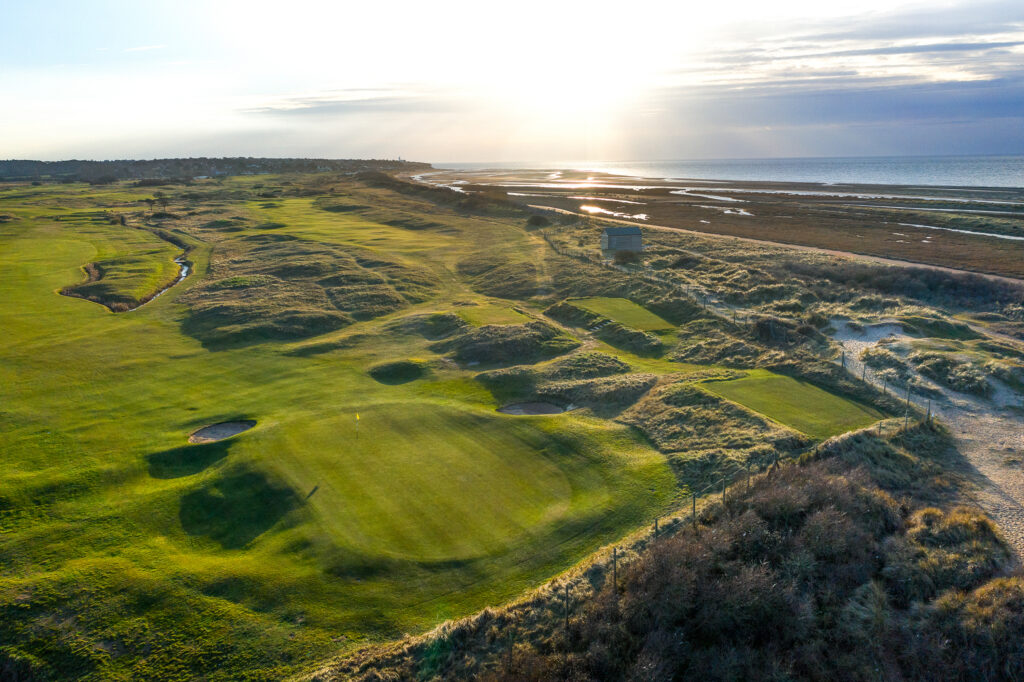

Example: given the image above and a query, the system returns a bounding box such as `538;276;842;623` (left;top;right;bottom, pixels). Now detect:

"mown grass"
570;296;674;331
54;213;184;310
701;368;884;439
457;304;529;326
0;178;676;680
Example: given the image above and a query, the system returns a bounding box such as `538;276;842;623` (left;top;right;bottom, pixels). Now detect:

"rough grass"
430;321;579;366
314;424;1020;682
621;380;802;459
180;234;439;346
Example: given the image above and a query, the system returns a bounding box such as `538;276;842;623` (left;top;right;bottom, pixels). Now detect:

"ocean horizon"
441;155;1024;189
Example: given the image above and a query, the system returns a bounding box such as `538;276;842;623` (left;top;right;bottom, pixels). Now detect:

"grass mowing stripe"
701;369;884;440
570;296;674;331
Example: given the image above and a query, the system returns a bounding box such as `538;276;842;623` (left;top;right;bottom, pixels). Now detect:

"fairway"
0;177;676;679
458;303;529;326
572;296;674;331
701;369;883;439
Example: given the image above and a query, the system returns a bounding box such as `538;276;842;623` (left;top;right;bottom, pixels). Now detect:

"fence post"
564;583;570;632
841;350;846;368
926;399;932;424
654;517;659;535
612;547;617;592
904;384;912;430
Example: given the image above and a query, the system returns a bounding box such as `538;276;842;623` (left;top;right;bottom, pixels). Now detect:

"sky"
1;0;1023;162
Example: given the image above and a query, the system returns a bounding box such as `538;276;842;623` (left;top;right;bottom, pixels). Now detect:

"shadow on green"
147;440;233;478
179;471;299;549
368;360;426;384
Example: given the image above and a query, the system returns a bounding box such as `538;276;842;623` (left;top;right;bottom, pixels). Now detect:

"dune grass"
701;369;884;440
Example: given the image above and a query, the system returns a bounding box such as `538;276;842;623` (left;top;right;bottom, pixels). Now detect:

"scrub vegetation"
3;169;1022;681
315;425;1023;682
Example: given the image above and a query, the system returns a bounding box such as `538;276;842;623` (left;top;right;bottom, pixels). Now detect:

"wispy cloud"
242;88;452;116
123;44;166;53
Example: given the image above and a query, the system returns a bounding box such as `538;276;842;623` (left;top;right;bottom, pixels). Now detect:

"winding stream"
135;255;191;310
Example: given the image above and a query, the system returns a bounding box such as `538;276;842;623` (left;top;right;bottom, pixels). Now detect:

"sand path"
831;320;1024;558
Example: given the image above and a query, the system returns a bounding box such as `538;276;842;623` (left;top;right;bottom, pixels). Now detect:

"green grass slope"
0;178;676;680
571;296;674;332
701;369;883;439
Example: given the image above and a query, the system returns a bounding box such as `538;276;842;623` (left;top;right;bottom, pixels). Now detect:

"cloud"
123;44;166;52
241;88;460;117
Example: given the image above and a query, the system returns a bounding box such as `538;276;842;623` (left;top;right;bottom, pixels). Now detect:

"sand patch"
189;420;256;443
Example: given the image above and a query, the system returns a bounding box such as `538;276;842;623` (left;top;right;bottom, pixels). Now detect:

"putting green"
701;369;883;440
572;296;674;331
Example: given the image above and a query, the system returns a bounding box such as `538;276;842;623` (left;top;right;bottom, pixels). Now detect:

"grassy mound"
536;374;659;417
910;351;993;396
181;235;439;345
392;311;468;339
457;253;540;299
545;300;665;354
622;381;803;467
431;321;579;365
478;351;654;416
544;351;631;379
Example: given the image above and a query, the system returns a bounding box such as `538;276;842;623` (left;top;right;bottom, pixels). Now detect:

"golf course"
0;172;889;679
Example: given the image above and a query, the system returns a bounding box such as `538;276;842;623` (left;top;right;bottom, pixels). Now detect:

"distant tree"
143;198;156;211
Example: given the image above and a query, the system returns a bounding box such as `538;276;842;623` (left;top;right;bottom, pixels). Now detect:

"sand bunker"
188;420;256;443
497;402;566;415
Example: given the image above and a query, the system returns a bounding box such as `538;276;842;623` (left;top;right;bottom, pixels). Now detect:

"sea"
442;155;1024;189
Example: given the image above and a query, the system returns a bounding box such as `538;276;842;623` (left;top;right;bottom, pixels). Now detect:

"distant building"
601;226;643;252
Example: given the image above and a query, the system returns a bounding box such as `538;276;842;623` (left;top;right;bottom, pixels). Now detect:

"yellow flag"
356;413;360;421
